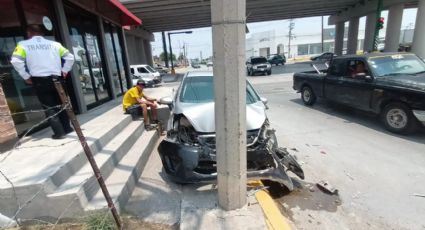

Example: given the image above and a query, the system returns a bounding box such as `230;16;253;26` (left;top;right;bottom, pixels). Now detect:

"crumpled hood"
377;74;425;92
174;102;266;133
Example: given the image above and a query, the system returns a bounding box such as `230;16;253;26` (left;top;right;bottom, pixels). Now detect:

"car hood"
376;74;425;92
174;101;266;133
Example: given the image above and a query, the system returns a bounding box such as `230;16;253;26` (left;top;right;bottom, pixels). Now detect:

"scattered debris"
316;180;338;195
320;150;327;155
290;148;299;152
412;193;425;198
345;172;355;180
305;144;310;147
309;187;315;192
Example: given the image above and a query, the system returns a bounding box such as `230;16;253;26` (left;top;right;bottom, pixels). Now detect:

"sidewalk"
124;138;282;230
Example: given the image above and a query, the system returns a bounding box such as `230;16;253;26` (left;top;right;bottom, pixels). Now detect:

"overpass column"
364;13;377;52
334;22;345;55
347;17;359;54
412;0;425;58
385;4;404;52
211;0;247;210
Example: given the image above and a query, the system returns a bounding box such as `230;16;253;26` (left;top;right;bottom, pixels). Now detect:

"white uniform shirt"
11;36;75;80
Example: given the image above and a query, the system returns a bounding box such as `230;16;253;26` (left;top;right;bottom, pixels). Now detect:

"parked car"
131;74;155;87
268;54;286;66
130;64;161;86
191;62;201;68
154;64;170;74
246;56;272;76
310;52;336;62
158;71;304;189
207;61;213;67
293;52;425;134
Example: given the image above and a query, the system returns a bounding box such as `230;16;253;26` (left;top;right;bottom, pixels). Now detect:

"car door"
138;67;152;79
324;58;346;102
326;59;375;111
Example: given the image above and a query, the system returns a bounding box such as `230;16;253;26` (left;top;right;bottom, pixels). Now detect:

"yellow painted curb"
249;181;292;230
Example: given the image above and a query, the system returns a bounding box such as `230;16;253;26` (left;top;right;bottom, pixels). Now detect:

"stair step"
48;120;144;204
48;108;132;189
84;130;159;211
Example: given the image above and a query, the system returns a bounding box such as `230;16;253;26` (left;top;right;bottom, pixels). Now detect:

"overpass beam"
385;4;404;52
364;13;377;52
347;17;359;54
412;0;425;58
211;0;247;210
334;22;345;55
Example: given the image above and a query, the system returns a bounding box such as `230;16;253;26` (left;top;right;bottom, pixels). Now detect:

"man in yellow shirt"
123;80;158;130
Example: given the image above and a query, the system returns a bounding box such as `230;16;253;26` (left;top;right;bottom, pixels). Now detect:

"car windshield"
180;75;260;104
368;54;425;77
145;65;156;73
251;57;268;64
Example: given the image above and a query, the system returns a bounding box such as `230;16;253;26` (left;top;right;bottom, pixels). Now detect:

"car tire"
267;70;272;75
301;86;316;106
381;102;417;134
247;68;251;76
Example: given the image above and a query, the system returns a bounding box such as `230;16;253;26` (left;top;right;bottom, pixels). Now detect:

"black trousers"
32;77;72;136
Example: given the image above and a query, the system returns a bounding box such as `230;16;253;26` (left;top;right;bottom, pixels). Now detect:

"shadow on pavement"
289;98;425;144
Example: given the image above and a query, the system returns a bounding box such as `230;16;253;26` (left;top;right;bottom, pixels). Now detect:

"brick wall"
0;83;17;144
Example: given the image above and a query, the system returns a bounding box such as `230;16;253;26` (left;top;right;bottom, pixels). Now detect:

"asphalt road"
250;74;425;230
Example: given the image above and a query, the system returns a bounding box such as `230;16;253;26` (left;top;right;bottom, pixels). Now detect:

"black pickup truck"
293;53;425;134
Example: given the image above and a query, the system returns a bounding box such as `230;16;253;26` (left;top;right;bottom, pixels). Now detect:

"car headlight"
267;64;271;68
253;65;258;69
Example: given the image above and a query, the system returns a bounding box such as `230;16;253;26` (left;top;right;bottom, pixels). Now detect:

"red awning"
108;0;142;26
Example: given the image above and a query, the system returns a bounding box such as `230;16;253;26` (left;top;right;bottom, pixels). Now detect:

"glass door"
65;3;111;109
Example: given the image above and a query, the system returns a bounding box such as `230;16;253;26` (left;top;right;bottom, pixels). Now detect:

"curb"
249;181;292;230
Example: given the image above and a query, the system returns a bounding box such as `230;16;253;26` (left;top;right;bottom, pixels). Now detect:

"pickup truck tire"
381;103;417;134
301;86;316;106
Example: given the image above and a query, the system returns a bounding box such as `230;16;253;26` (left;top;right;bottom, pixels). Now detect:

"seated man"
123;80;158;130
351;62;367;78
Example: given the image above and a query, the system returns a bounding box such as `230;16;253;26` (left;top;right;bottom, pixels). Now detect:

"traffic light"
377;17;385;30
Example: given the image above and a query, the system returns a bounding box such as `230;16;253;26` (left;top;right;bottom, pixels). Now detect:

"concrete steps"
47;120;145;207
85;130;158;211
0;102;160;221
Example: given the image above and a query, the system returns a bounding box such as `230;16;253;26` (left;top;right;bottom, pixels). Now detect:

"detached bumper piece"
158;139;304;191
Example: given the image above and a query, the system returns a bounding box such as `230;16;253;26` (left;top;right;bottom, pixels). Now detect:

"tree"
178;53;185;61
160;52;176;61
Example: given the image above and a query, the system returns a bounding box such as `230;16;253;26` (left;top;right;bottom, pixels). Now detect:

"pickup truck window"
368;54;425;77
328;59;346;76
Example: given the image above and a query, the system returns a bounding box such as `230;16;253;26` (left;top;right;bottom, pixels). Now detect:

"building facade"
0;0;153;139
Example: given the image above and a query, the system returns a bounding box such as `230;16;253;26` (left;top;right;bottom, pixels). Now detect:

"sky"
150;8;418;60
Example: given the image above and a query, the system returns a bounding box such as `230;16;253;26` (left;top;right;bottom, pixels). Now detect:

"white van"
130;64;161;86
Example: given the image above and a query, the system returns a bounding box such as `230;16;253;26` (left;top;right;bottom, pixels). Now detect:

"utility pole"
161;32;169;67
373;0;384;51
321;16;324;53
288;19;295;59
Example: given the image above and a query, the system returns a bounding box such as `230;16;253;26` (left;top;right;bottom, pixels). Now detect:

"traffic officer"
11;25;75;139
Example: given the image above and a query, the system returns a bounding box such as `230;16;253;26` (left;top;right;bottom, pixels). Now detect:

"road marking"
248;181;292;230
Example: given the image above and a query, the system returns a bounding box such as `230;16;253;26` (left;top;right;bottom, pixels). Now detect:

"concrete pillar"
144;40;154;66
364;13;377;52
120;28;133;89
334;22;345;55
347;17;360;54
0;83;17;144
385;4;404;52
412;0;425;58
211;0;247;210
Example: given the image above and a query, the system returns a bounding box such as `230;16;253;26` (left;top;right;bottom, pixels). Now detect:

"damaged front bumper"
158;134;304;190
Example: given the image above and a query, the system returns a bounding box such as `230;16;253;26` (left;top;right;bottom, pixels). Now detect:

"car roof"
334;52;414;60
186;71;214;78
130;64;149;67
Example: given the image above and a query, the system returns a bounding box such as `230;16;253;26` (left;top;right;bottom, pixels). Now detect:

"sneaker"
152;119;160;124
52;134;66;140
144;124;157;131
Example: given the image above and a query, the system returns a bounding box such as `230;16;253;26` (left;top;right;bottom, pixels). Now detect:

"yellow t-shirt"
122;86;144;110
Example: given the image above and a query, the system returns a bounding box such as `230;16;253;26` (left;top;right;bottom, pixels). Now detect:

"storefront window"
65;3;111;108
104;22;126;95
0;0;56;135
112;27;128;91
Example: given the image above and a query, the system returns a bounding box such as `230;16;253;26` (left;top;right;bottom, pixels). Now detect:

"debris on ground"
345;171;355;180
316;180;338;195
320;150;327;155
290;148;299;152
412;193;425;198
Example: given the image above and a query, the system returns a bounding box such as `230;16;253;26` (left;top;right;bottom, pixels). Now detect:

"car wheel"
267;70;272;75
381;102;417;134
301;86;316;106
247;68;251;76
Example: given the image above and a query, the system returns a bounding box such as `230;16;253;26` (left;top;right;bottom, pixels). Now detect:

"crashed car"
158;71;304;190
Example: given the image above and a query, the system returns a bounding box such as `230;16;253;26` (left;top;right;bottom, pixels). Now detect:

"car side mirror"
260;97;269;110
364;75;373;82
159;96;173;105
